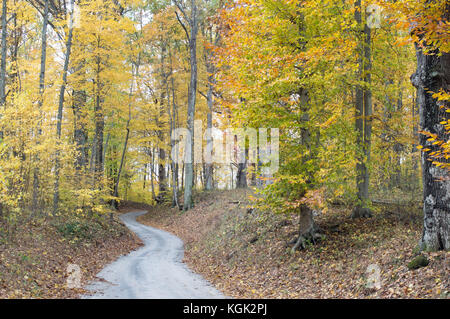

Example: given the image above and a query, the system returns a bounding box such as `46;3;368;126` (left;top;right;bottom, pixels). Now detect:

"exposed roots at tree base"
291;230;325;253
290;205;325;253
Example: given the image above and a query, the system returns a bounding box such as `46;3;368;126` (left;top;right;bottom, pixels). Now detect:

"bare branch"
175;10;190;42
172;0;190;24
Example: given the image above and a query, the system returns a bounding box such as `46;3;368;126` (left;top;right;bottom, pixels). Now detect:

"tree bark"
112;64;136;208
157;44;167;200
182;0;198;211
32;0;49;215
0;0;7;108
150;147;156;201
10;10;19;94
205;88;213;190
143;163;147;189
0;0;7;216
53;0;75;215
204;41;215;190
73;89;88;172
93;55;104;183
352;0;373;218
168;50;179;208
236;147;247;188
291;206;322;252
411;4;450;250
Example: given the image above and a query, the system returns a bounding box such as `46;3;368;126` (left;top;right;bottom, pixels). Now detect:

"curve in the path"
82;211;225;299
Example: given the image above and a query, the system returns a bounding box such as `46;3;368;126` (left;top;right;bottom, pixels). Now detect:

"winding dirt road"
82;211;225;299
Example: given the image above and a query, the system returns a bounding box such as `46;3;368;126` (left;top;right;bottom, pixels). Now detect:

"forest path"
82;211;225;299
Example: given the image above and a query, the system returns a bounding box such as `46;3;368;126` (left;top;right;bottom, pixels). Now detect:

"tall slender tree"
174;0;199;211
352;0;373;218
0;0;7;217
32;0;49;215
53;0;75;215
0;0;7;108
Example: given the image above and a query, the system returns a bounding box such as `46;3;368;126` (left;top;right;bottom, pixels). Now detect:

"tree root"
291;230;325;253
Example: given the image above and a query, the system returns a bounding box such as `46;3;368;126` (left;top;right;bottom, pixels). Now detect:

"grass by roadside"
0;211;142;298
138;189;449;299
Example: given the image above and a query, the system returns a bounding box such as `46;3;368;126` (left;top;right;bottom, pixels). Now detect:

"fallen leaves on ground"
0;212;142;299
138;189;449;299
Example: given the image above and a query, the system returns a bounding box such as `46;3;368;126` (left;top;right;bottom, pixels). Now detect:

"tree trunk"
250;163;256;186
236;147;247;188
93;59;104;183
112;64;136;208
53;0;75;215
181;161;184;191
10;10;18;94
168;57;179;208
73;89;88;172
236;163;247;188
32;0;49;215
150;147;156;201
158;44;167;200
103;131;110;166
0;0;7;108
0;0;7;217
230;163;233;189
291;206;322;252
158;149;166;197
143;163;147;189
411;5;450;250
204;63;214;190
205;101;213;190
113;127;129;207
352;0;373;218
183;0;198;211
392;87;403;188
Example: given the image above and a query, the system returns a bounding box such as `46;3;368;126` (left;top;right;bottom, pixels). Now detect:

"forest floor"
138;189;449;299
0;211;142;298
